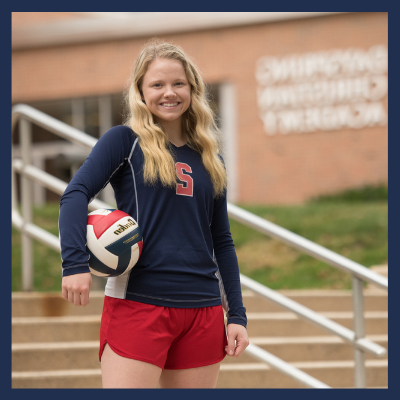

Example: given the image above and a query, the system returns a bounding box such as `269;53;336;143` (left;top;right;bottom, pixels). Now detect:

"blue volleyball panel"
105;227;142;256
87;247;117;276
115;248;133;276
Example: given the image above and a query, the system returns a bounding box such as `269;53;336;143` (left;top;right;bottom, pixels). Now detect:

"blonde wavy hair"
123;39;227;198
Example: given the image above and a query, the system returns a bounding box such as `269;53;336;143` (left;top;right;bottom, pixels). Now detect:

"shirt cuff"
227;316;247;329
62;265;91;277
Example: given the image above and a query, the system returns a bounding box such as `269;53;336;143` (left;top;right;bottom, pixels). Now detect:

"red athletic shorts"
99;296;227;370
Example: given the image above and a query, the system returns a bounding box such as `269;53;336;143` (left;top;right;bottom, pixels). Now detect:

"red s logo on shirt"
176;163;193;197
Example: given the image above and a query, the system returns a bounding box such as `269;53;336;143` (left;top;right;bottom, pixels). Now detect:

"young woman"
59;39;249;388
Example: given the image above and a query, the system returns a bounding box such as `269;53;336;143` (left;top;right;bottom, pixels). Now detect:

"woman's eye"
153;83;161;87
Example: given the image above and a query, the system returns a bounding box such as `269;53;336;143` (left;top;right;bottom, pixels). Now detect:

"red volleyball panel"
87;214;106;227
92;210;130;240
138;240;143;257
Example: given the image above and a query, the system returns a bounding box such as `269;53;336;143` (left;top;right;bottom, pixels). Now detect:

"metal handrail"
229;204;388;291
239;275;386;356
12;104;97;150
12;104;387;388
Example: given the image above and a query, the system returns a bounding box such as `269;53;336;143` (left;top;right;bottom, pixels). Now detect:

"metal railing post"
352;275;366;388
20;119;34;291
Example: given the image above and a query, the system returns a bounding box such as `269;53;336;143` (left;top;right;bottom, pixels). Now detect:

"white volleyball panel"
87;225;119;270
97;216;138;247
88;209;113;216
125;244;141;273
89;267;112;277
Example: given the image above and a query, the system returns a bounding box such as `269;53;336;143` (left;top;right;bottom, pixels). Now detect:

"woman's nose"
164;85;176;97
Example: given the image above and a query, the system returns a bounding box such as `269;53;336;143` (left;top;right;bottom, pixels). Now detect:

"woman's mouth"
160;102;180;108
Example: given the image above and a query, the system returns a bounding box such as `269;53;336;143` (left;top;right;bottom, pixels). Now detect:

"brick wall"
12;12;388;204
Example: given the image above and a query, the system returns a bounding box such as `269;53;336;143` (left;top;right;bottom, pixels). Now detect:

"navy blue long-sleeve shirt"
59;125;247;327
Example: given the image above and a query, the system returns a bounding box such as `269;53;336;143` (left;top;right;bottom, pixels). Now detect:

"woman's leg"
159;362;221;388
101;343;162;388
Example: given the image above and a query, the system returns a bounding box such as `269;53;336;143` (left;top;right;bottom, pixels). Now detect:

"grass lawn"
230;202;387;290
12;187;387;292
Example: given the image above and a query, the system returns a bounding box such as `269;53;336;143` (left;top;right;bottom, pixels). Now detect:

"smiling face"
141;58;191;129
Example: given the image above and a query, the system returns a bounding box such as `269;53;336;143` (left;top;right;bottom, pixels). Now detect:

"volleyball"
86;208;143;277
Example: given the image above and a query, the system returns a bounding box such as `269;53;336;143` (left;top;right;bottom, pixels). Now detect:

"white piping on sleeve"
88;161;125;205
214;251;229;313
128;138;139;224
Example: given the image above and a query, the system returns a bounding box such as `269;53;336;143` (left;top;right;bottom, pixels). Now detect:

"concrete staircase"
12;285;388;388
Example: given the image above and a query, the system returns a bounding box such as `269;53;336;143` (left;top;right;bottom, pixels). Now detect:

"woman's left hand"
225;323;249;357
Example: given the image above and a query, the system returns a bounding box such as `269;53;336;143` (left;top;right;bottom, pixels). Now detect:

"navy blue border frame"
7;7;394;400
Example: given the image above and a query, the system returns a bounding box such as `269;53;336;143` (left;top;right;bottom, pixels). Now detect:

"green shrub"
310;184;388;203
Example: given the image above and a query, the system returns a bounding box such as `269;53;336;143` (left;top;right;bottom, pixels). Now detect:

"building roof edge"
12;12;350;50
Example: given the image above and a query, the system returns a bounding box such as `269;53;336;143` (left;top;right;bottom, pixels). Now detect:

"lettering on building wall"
255;45;388;135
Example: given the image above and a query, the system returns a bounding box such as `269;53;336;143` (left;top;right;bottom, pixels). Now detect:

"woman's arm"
210;164;249;356
210;190;247;327
59;126;133;304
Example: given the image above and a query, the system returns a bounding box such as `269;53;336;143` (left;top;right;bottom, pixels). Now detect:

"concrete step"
11;359;388;388
11;289;388;318
223;334;388;364
246;311;387;337
12;334;388;372
12;292;106;318
12;311;387;343
244;289;388;313
12;369;102;389
12;341;101;372
217;359;388;388
12;315;101;343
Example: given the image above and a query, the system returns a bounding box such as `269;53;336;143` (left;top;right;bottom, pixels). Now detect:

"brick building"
12;12;388;205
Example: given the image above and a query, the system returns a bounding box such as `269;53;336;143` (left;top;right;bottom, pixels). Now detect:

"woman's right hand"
62;272;92;306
